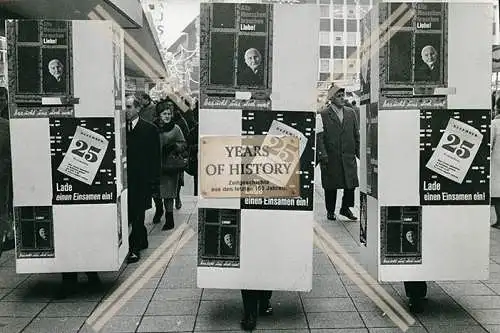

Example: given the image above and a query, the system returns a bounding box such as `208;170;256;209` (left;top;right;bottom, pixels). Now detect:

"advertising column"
197;2;319;291
7;19;128;273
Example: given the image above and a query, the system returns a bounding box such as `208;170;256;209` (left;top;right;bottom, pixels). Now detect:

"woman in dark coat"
154;100;186;230
172;105;189;209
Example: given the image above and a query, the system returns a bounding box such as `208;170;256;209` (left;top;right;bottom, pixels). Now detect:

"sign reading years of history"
200;135;300;198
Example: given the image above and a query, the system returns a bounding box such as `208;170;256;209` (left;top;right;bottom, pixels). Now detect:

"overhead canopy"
0;0;166;79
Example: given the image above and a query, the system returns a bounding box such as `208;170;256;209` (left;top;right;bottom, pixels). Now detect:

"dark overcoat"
317;105;360;190
126;118;160;211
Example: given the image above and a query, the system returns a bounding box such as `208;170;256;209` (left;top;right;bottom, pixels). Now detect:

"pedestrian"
317;84;360;221
126;94;161;263
154;99;186;230
0;86;13;253
171;102;189;210
491;98;500;229
138;92;156;124
240;290;273;331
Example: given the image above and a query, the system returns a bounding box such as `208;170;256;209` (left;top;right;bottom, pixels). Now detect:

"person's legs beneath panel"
258;290;273;316
241;290;258;331
340;188;357;220
57;272;78;299
324;189;337;220
404;281;427;313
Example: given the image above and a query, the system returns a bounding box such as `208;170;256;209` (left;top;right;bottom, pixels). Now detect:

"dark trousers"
404;281;427;299
241;290;272;316
324;188;355;213
128;205;147;252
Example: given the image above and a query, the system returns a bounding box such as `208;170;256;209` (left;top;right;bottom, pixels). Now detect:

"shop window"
333;5;344;18
346;46;357;59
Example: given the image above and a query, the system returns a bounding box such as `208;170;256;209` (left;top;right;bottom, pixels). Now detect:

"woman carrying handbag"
154;100;186;230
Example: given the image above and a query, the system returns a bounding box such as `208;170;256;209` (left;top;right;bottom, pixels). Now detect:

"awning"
0;0;166;79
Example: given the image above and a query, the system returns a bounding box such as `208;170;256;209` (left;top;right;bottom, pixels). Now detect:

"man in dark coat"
317;84;359;221
126;94;160;263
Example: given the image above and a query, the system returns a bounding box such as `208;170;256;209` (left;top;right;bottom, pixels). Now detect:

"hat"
326;83;345;101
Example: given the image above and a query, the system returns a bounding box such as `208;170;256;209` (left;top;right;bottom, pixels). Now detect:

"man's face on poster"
48;59;64;81
39;228;47;240
244;48;262;72
223;234;233;248
421;45;437;67
405;231;415;245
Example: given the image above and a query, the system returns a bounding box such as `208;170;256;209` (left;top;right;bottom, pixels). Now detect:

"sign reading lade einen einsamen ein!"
200;135;300;198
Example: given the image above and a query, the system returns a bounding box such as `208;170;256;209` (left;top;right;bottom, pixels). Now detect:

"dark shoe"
327;212;337;221
409;297;424;313
492;223;500;229
162;212;174;231
240;313;257;331
152;210;163;224
127;252;140;264
340;208;357;221
259;302;273;316
175;197;182;210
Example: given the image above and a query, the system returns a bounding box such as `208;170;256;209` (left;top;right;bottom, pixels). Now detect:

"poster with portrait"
380;206;422;265
200;3;273;110
419;109;490;205
379;2;448;110
50;117;116;205
198;208;241;268
14;206;55;259
366;102;378;198
6;20;72;105
240;110;315;211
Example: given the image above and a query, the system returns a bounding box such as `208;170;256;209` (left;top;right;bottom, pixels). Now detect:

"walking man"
317;84;359;221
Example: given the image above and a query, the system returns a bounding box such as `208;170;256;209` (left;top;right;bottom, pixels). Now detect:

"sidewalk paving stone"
22;316;86;333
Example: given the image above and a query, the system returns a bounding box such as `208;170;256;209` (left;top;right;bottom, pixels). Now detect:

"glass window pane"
333;59;344;71
333;0;343;4
319;72;330;81
346;32;357;45
320;0;330;4
333;19;344;31
360;0;370;4
320;46;331;58
333;46;344;59
320;19;331;31
320;5;331;18
332;72;344;80
346;0;355;4
346;19;357;32
320;31;331;45
346;46;357;58
320;59;331;72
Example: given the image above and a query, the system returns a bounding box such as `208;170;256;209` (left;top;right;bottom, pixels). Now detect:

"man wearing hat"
317;84;359;221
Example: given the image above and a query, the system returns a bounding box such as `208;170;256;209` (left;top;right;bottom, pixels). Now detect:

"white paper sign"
57;126;109;185
426;118;483;184
251;120;307;188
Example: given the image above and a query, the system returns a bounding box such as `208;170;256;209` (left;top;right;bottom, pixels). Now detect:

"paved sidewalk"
0;173;499;332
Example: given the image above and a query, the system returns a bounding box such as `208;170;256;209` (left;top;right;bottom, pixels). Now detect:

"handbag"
161;142;188;173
